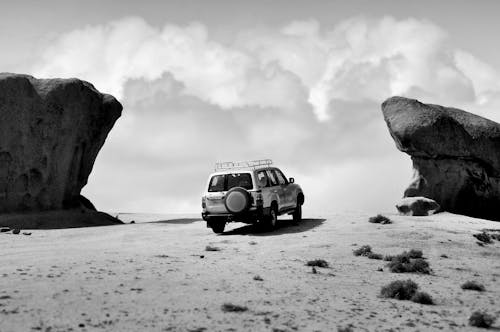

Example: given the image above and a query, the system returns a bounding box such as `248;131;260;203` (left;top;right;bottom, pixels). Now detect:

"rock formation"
0;73;122;228
382;96;500;221
396;197;440;216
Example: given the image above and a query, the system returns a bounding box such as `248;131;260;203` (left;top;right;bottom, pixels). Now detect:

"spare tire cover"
224;187;251;213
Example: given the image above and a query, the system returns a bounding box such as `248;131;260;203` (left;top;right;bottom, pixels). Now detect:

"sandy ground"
1;212;499;332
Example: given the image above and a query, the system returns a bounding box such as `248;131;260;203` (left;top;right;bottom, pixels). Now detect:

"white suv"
201;160;304;233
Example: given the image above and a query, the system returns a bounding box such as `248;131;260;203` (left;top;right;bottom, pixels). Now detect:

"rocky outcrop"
396;197;440;216
0;73;122;228
382;96;500;221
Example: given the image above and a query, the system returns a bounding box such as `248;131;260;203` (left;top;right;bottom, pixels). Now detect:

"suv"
201;160;304;233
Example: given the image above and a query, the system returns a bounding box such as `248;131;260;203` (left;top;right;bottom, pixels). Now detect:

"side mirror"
289;177;294;184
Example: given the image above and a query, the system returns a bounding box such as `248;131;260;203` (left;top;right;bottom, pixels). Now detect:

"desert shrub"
384;249;421;261
406;249;423;259
469;311;496;328
473;232;492;244
368;214;392;224
411;291;434;305
205;245;221;251
388;249;423;260
461;281;485;292
388;256;431;274
353;245;372;256
221;303;248;312
367;252;383;260
337;326;354;332
380;279;418;300
479;230;500;241
386;250;430;274
306;259;329;268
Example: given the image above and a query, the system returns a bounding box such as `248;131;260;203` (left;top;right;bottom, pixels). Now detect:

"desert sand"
1;212;499;331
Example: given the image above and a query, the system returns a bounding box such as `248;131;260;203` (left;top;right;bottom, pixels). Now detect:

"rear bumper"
202;206;264;223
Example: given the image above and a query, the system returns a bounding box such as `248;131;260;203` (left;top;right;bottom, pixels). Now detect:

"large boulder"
382;96;500;221
0;73;122;228
396;197;440;216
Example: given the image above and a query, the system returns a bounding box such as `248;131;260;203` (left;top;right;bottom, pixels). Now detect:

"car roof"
209;166;278;176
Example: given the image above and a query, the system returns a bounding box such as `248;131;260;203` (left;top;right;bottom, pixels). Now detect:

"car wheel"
208;219;225;234
266;206;278;230
293;202;302;222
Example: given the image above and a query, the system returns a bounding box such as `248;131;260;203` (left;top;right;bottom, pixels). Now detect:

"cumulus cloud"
84;74;408;213
240;16;484;119
35;17;306;112
32;15;500;213
35;15;500;120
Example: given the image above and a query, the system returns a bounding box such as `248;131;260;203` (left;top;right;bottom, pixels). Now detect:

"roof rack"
215;159;273;171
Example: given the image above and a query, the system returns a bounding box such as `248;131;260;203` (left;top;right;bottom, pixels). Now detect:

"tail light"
201;196;206;209
252;191;263;206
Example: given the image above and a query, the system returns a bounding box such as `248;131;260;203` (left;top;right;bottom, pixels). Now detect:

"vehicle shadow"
149;218;202;224
221;218;326;236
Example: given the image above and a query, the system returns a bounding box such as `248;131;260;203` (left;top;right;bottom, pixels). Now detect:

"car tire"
208;219;226;234
265;205;278;230
293;202;302;223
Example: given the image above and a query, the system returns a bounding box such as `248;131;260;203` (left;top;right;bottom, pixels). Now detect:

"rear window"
208;175;225;192
208;173;253;192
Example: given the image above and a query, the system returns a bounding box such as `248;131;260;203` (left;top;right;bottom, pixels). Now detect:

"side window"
208;175;225;192
266;170;279;186
257;170;269;188
273;169;287;185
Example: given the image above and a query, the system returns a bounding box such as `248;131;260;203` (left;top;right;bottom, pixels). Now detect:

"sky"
2;0;500;215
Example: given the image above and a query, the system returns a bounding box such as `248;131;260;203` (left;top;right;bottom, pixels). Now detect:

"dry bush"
386;250;430;274
473;232;492;244
380;279;418;300
406;249;423;259
479;229;500;242
353;245;372;257
368;214;392;224
306;259;329;268
384;250;422;261
469;311;496;328
411;291;434;305
367;252;383;260
388;257;430;274
354;245;384;260
461;281;485;292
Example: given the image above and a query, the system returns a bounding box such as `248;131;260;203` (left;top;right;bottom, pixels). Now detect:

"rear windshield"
208;173;253;192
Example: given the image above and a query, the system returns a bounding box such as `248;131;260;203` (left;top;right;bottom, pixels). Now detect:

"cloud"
84;74;407;213
35;15;500;120
239;16;484;119
34;17;307;112
32;15;500;213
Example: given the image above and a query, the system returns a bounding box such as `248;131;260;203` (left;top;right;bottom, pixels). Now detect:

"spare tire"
224;187;251;214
